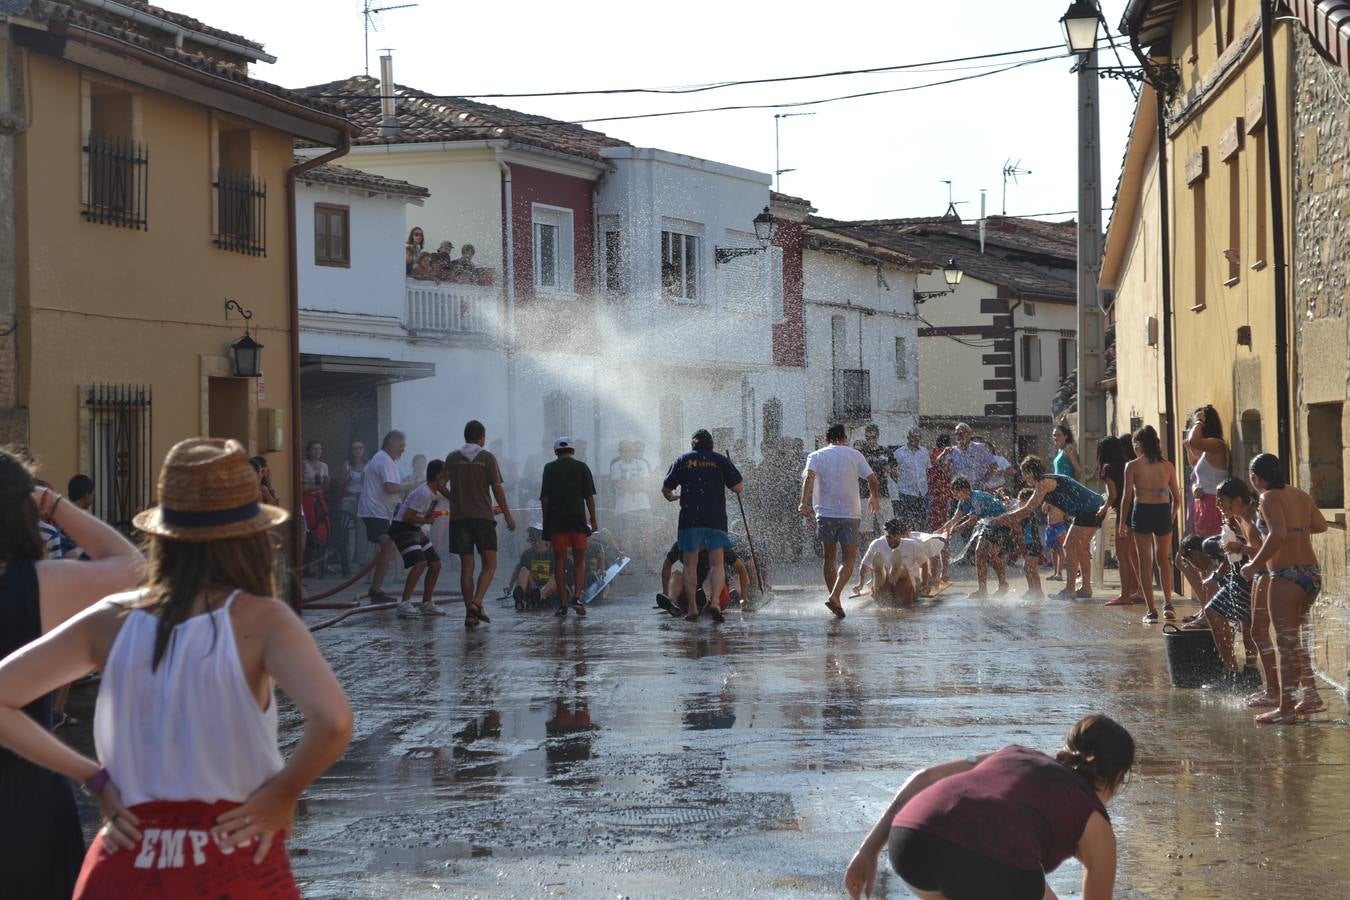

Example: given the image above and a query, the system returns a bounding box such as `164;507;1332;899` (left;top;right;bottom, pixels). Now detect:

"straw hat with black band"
133;438;289;542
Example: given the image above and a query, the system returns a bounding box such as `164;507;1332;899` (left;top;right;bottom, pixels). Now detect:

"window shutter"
1031;336;1043;381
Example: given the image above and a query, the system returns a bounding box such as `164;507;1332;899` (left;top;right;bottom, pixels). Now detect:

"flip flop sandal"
824;600;846;619
472;605;491;624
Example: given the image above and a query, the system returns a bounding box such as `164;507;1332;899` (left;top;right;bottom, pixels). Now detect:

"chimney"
379;53;400;139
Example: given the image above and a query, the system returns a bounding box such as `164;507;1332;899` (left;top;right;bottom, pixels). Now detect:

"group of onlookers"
405;225;486;283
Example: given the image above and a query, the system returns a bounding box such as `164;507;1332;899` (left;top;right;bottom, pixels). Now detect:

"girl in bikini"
1240;453;1327;724
1120;425;1181;624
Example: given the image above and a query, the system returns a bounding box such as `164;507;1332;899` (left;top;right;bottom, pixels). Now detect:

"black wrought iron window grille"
85;383;153;536
82;135;149;230
214;171;267;256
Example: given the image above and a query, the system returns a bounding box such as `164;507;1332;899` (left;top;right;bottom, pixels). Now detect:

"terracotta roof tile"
294;75;629;163
32;2;348;120
104;0;263;52
297;158;429;199
808;214;1078;301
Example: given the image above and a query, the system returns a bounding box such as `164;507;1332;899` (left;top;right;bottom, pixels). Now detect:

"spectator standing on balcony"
447;243;477;281
357;430;406;605
800;424;880;619
406;225;425;259
892;429;929;534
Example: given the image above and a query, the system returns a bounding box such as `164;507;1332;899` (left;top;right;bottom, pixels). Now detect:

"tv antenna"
773;112;815;192
940;180;966;221
363;0;418;76
1001;159;1032;215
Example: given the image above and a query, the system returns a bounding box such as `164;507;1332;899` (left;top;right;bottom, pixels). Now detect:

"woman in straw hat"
0;446;144;898
0;438;352;898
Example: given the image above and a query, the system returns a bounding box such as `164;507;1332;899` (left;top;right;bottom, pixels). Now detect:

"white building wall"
801;249;920;447
1011;298;1078;419
296;182;410;319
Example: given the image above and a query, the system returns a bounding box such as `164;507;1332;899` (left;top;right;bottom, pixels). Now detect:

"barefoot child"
390;459;448;618
938;478;1011;599
1045;505;1068;581
1006;488;1046;600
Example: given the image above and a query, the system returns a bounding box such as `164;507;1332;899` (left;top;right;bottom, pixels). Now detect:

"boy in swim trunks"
389;459;449;618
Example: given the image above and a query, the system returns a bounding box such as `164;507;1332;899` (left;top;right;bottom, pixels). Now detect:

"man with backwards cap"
539;436;597;618
662;429;744;624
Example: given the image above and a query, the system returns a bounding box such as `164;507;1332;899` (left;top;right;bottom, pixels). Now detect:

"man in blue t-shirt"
937;476;1012;599
662;429;744;624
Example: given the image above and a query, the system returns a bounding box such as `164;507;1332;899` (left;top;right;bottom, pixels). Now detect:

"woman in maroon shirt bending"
844;715;1134;900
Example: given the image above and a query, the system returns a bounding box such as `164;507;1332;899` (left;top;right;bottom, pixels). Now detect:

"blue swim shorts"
677;527;733;553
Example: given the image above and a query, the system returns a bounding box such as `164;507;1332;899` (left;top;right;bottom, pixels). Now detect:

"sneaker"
1142;610;1159;624
1162;603;1176;621
420;602;447;617
370;589;394;605
571;600;587;617
396;601;418;618
555;605;568;617
1052;588;1074;601
1074;588;1093;599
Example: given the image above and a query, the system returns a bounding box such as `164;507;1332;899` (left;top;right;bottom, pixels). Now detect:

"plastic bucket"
1163;623;1227;688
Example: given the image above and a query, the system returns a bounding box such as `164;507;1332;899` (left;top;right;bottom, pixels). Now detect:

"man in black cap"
540;436;597;617
661;429;744;623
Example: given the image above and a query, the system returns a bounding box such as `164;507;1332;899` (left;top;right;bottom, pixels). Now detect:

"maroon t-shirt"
891;745;1107;873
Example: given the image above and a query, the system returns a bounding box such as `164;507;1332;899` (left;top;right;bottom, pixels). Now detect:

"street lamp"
715;207;778;264
915;258;964;304
225;298;263;378
1060;0;1101;55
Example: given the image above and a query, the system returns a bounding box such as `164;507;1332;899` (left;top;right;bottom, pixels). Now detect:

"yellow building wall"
1165;0;1291;487
16;52;297;506
1110;142;1165;436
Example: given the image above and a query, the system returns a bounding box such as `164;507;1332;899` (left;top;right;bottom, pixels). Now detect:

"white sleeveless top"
1193;453;1227;494
94;590;284;807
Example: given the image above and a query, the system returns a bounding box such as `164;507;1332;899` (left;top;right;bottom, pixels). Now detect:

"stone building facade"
1291;18;1350;692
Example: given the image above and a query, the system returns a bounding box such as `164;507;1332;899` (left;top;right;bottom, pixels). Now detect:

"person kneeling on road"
852;519;922;606
390;459;449;618
655;541;752;621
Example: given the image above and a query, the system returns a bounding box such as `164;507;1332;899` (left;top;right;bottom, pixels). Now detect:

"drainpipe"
285;132;351;611
496;153;517;456
1260;0;1294;476
1009;296;1021;463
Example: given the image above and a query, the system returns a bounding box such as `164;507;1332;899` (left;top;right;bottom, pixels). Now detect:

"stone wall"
1291;27;1350;696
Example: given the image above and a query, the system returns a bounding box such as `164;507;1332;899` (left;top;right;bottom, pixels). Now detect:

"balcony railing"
832;368;872;421
406;279;498;338
83;135;148;230
213;171;267;256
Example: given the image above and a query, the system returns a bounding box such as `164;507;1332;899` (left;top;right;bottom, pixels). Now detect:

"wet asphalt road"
69;563;1350;898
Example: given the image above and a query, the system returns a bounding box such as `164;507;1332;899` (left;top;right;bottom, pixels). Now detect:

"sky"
168;0;1141;223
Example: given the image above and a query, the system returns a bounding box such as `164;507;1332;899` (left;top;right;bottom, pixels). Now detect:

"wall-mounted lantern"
225;298;263;378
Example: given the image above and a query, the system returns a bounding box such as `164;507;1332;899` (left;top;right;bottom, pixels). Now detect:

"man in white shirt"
357;429;406;603
936;423;998;496
852;519;921;606
799;423;880;619
892;429;930;533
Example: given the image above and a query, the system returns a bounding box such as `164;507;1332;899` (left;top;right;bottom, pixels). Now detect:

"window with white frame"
599;216;624;296
532;204;574;294
661;229;702;301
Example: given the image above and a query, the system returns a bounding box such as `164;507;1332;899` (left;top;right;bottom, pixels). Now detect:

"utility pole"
773;112;814;192
1076;45;1107;584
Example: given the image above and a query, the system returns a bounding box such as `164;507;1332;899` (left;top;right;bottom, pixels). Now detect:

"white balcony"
405;279;500;342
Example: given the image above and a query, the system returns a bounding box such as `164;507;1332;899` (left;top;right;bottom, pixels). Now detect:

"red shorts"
1191;493;1222;537
549;532;589;552
73;799;299;900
